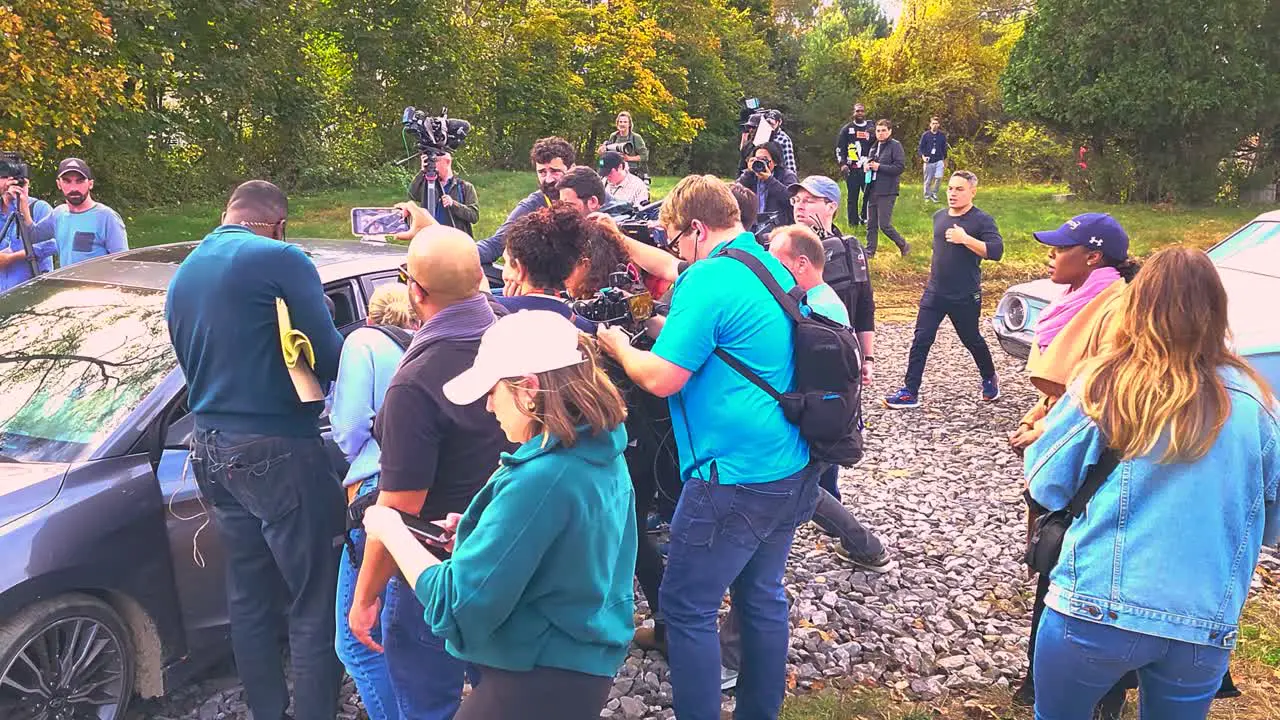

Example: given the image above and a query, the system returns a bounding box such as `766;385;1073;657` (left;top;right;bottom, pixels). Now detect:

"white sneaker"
720;665;739;691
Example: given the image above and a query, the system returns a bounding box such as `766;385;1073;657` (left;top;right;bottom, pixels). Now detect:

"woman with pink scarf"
1010;213;1138;716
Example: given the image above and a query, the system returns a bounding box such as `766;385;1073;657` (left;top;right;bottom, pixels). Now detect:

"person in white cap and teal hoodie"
361;310;638;720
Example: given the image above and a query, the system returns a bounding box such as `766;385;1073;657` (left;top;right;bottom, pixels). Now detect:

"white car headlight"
1004;296;1028;331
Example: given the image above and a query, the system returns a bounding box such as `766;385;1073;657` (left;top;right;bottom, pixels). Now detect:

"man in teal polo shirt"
598;175;817;720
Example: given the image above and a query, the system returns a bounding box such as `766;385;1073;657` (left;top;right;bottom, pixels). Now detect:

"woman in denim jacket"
1025;247;1280;720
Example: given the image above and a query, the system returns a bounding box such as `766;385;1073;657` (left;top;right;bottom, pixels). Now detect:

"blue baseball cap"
1033;213;1129;261
788;176;841;204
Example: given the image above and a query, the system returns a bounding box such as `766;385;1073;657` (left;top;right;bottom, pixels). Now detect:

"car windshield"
1206;220;1280;277
0;280;175;464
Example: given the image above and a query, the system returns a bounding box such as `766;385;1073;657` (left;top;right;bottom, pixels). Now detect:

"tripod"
0;195;41;278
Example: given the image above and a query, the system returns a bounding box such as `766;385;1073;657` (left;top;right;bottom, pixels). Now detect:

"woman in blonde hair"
331;283;418;719
363;310;638;720
1025;247;1280;720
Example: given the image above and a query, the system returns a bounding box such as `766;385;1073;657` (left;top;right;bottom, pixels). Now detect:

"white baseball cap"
443;310;587;406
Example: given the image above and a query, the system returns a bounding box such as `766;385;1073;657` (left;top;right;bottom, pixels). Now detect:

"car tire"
0;593;136;720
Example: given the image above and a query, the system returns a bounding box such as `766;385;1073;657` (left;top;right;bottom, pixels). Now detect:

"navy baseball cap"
600;151;625;173
788;176;841;204
1033;213;1129;261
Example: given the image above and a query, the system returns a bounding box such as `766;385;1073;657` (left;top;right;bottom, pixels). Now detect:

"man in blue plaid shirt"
763;110;797;176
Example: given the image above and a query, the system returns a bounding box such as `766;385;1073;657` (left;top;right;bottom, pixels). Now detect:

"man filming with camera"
597;111;649;180
475;137;575;280
597;175;817;720
407;150;479;237
0;159;54;291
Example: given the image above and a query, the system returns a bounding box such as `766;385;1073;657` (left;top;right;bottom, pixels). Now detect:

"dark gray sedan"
0;239;404;720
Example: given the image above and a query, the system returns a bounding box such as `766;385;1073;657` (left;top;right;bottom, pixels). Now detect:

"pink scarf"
1034;267;1121;352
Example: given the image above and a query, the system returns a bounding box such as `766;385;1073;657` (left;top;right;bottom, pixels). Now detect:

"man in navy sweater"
919;116;948;203
166;180;346;720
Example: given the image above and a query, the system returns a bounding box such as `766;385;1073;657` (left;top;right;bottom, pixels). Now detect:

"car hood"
1220;267;1280;356
1004;277;1066;304
0;462;67;529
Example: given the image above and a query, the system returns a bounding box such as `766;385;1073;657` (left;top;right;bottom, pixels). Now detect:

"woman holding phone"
362;310;637;720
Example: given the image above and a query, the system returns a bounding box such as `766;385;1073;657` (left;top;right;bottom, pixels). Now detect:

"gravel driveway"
126;319;1280;720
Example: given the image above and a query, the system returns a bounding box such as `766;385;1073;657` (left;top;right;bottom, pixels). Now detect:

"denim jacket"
1026;367;1280;649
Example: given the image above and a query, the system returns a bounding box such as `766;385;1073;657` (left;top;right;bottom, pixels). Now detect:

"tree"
1002;0;1280;202
0;0;129;165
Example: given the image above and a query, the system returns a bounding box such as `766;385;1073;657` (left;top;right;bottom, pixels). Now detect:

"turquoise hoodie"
414;423;638;677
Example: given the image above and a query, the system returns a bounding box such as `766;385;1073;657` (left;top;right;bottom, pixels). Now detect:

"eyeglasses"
398;262;426;295
665;227;688;253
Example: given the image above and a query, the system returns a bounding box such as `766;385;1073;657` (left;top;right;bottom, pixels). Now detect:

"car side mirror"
165;412;196;450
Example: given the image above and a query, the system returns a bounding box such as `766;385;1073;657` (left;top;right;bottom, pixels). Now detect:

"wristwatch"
863;356;874;362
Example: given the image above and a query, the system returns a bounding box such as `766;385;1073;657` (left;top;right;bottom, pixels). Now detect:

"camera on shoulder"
0;151;30;186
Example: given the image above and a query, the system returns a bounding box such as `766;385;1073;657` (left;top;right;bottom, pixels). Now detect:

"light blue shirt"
330;327;407;487
652;232;809;485
1027;367;1280;648
1;197;54;291
804;282;850;327
28;203;128;269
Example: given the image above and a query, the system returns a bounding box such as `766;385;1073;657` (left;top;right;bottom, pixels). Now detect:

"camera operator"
495;203;596;333
596;175;817;720
406;150;479;237
13;158;129;268
735;142;796;229
597;111;650;179
554;166;608;215
0;167;53;291
475;136;576;273
600;151;649;207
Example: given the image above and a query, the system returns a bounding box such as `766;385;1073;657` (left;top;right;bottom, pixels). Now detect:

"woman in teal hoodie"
363;310;638;720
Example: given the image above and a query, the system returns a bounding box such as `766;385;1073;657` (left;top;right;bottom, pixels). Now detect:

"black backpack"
818;228;868;320
370;325;413;351
713;248;865;466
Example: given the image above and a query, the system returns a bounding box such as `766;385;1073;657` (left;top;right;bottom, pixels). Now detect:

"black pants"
845;171;869;225
455;666;612;720
191;428;345;720
904;296;996;392
624;391;682;626
865;194;907;255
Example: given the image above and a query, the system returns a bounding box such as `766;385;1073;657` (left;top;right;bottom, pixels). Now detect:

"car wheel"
0;593;135;720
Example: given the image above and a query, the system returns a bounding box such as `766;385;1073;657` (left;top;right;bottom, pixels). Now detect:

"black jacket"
735;168;798;228
866;139;905;197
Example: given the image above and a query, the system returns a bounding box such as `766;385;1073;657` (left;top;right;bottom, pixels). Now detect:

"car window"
1207;221;1280;276
0;280;174;463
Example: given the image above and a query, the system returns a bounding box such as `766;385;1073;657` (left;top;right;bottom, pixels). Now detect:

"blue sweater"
166;225;344;436
330;327;406;486
415;424;638;677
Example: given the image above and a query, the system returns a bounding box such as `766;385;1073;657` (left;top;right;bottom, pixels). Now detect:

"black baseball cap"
600;151;626;174
57;158;94;180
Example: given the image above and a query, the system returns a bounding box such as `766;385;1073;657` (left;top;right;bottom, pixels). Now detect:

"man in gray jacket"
864;120;910;257
475;137;575;286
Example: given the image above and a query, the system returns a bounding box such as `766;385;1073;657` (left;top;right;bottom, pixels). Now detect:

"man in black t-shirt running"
884;170;1003;408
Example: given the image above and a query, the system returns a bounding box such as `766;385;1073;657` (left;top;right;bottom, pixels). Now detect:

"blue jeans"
1033;608;1231;720
191;428;345;720
384;575;478;719
660;464;820;720
817;464;840;501
335;477;399;720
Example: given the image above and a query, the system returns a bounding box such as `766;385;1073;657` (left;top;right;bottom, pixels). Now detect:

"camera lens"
751;159;767;173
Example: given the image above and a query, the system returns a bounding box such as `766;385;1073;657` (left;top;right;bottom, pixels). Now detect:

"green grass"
123;171;1266;314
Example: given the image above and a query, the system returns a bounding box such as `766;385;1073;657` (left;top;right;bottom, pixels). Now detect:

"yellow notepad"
276;298;324;402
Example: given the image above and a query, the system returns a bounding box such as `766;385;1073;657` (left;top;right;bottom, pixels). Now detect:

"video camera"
402;106;471;179
572;264;656;336
739;97;779;130
0;151;30;185
602;198;667;248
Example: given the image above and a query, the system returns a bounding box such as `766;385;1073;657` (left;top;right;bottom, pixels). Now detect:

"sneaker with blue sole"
882;387;920;409
982;376;1000;402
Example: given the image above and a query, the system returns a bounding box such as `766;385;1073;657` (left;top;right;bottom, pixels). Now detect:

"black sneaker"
1012;678;1035;707
834;546;893;573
